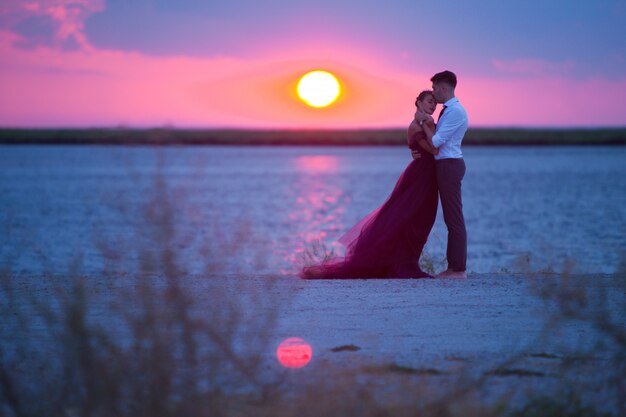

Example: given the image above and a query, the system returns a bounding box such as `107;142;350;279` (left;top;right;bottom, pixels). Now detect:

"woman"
301;91;439;279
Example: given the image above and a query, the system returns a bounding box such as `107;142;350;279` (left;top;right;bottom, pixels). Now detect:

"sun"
297;70;341;108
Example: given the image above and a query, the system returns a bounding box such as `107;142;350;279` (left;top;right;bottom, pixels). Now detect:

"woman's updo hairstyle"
415;90;433;108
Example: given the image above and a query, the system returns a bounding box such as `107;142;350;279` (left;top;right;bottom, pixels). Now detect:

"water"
1;145;625;275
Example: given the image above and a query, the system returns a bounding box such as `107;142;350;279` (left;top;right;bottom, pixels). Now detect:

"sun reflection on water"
281;154;350;273
293;155;340;173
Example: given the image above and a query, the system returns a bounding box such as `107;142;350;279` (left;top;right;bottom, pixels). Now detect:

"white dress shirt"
432;97;468;160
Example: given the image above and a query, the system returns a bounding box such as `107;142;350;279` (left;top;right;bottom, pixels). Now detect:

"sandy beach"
268;273;624;410
276;274;617;362
3;270;624;415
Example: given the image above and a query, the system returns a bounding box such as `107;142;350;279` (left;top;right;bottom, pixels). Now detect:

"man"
416;70;468;278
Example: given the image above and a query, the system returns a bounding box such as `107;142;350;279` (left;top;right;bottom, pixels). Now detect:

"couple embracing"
302;70;468;279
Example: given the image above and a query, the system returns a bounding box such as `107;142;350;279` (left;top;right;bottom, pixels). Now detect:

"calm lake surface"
1;145;625;275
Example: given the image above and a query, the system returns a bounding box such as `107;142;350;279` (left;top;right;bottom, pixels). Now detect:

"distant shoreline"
1;127;625;146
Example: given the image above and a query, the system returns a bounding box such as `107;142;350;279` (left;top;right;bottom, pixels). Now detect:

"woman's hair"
415;90;433;108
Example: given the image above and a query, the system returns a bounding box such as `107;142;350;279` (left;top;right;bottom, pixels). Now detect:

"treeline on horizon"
1;127;625;145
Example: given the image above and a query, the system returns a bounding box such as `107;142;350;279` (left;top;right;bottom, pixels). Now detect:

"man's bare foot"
435;269;467;279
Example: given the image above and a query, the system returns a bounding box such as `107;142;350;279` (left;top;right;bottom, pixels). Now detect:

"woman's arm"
407;120;420;149
418;119;438;155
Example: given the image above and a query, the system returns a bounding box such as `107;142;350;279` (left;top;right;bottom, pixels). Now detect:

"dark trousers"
436;158;466;271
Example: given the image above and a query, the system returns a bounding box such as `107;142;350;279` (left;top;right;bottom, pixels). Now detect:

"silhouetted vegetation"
1;127;625;145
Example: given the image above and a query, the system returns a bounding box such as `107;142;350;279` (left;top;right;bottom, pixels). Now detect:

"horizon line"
1;125;625;131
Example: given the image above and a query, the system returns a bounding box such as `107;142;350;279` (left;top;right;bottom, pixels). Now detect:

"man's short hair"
430;70;457;88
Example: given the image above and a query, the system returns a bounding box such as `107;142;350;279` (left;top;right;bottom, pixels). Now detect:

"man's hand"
414;111;429;122
411;149;422;160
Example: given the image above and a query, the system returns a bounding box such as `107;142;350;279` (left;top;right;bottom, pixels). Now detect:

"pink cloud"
1;0;103;50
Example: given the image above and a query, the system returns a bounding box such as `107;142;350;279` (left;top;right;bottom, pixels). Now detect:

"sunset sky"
1;0;625;128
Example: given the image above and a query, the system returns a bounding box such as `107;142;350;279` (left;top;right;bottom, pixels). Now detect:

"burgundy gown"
301;135;438;279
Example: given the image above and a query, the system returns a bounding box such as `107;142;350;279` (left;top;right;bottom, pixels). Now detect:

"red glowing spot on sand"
276;337;313;368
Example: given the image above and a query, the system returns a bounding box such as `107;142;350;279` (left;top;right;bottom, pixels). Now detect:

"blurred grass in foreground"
1;127;625;145
0;151;624;417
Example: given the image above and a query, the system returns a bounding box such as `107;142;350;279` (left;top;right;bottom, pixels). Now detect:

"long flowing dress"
301;132;438;279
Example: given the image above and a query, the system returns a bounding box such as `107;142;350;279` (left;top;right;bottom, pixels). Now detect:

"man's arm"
431;107;466;148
